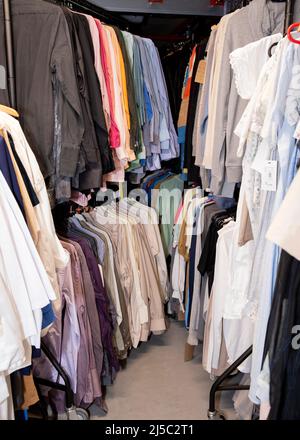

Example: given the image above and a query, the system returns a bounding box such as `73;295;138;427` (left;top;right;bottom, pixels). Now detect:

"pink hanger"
287;22;300;44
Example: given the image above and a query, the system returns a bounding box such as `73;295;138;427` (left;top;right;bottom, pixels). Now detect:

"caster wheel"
75;408;90;420
207;410;226;420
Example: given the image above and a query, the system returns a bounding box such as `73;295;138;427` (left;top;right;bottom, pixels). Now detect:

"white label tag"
261;160;277;191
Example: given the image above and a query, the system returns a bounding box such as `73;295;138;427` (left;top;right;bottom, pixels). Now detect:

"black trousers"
263;251;300;419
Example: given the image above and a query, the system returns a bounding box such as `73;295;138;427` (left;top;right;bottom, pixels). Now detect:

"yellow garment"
178;218;189;261
105;26;134;162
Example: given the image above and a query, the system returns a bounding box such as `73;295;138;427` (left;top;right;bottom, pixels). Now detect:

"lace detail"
229;51;250;100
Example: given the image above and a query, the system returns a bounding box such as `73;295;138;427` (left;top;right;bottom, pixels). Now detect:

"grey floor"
90;320;237;420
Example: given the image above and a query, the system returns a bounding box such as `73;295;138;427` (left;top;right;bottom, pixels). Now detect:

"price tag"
261;160;277;191
195;60;206;84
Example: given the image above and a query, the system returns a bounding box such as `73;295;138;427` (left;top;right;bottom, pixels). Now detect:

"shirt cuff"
150;318;166;332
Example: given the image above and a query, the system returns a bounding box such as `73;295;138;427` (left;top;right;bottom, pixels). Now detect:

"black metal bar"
208;345;253;414
34;377;69;393
33;377;52;420
217;384;250;391
40;341;74;409
284;0;295;31
3;0;16;108
52;0;130;28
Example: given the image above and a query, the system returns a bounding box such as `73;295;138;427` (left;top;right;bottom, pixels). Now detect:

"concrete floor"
90;320;237;420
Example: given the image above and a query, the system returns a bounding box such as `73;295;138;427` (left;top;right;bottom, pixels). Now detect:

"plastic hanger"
268;41;279;57
0;104;19;117
287;22;300;44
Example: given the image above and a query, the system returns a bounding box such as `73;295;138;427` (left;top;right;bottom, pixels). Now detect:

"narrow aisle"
91;321;212;420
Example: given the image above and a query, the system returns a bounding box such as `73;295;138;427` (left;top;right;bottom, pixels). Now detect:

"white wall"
89;0;224;16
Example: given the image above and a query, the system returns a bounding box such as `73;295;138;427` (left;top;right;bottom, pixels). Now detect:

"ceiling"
68;0;222;53
88;0;224;16
83;0;222;44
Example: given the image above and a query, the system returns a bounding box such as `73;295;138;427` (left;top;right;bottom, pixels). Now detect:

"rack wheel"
75;408;90;420
207;410;226;420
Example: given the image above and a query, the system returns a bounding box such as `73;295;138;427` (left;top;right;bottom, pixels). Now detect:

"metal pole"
285;0;296;32
3;0;16;109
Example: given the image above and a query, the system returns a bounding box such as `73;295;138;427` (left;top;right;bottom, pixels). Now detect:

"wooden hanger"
0;104;19;118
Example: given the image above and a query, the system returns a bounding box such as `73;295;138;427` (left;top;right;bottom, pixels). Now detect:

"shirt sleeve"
210;27;233;194
51;13;84;178
266;167;300;260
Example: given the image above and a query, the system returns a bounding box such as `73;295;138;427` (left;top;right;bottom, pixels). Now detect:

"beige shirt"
122;199;169;301
118;201;166;333
92;207;148;348
202;11;239;170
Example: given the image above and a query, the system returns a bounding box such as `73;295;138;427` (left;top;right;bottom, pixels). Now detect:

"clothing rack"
33;342;90;420
206;0;297;421
2;0;298;421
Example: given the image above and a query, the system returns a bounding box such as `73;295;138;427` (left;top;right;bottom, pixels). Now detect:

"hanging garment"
203;0;285;193
194;25;217;173
0;0;85;179
71;12;113;180
0;112;69;309
0;169;56;348
184;43;205;183
266;166;300;261
263;251;300;420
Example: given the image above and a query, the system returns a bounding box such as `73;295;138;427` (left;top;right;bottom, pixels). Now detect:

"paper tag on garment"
195;60;206;84
261;160;277;191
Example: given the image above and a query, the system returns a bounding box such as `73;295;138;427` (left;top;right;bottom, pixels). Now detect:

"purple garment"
62;238;104;384
61;241;101;407
62;232;119;380
33;256;81;412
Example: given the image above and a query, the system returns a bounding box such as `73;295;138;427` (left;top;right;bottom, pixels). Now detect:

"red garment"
95;19;121;148
183;46;197;99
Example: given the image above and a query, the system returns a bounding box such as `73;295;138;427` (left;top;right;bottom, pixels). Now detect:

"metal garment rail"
207;0;297;421
3;0;16;108
34;341;75;416
207;347;253;420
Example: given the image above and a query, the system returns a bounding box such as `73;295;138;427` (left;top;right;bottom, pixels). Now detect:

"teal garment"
155;175;184;256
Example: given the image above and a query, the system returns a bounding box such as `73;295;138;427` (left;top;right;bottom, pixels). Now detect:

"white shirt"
0;112;69;310
266;166;300;261
0;171;56;347
230;33;282;101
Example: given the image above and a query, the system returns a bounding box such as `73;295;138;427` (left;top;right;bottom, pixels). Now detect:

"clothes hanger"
287;22;300;44
0;104;19;117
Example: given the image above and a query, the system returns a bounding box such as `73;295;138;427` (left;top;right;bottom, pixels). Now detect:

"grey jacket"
0;0;84;179
210;0;285;194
